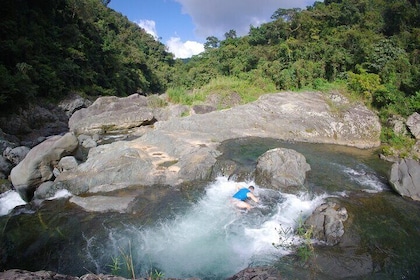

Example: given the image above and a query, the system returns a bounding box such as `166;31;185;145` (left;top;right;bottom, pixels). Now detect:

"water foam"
96;177;326;279
0;190;27;216
335;162;388;192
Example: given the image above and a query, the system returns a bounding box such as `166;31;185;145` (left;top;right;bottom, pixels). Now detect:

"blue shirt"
233;188;250;201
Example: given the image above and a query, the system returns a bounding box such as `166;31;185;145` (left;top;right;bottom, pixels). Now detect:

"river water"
0;138;419;279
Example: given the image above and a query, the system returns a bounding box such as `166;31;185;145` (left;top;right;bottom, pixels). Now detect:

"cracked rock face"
305;201;349;246
389;158;420;201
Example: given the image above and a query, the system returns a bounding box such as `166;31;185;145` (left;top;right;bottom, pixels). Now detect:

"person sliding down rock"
231;185;259;211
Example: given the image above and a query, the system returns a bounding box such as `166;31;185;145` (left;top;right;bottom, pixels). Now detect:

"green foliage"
347;68;385;103
107;256;122;276
167;76;275;108
170;0;419;122
295;217;315;264
149;269;165;280
0;0;174;113
380;127;416;158
273;215;315;264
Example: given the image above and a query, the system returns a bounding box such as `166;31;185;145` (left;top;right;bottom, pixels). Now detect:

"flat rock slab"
69;195;136;213
57;91;381;194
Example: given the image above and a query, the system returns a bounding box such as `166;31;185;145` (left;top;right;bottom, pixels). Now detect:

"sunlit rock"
255;148;311;193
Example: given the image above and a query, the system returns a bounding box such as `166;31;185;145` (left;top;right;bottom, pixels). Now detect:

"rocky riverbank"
1;91;419;279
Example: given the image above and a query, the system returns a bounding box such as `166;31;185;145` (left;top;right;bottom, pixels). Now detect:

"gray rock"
0;155;13;176
0;269;140;280
0;128;19;154
58;93;92;117
69;195;136;213
55;131;220;194
78;134;98;149
0;104;69;146
152;104;190;121
255;148;311;193
3;146;30;165
0;269;196;280
191;104;216;114
226;266;282;280
69;94;156;135
387;115;408;136
33;181;56;199
58;156;79;172
10;132;78;200
389;159;420;201
407;112;420;140
305;201;349;246
57;92;381;196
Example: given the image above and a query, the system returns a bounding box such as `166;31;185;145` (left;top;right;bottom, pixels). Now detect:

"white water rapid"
0;190;26;216
87;177;328;279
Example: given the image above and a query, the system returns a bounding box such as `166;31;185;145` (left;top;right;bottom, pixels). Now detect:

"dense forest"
0;0;175;113
175;0;420;117
0;0;419;152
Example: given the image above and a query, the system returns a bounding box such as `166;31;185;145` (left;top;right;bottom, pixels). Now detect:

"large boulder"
389;159;420;201
54;130;220;194
56;92;380;196
10;132;78;200
406;112;420;140
305;201;349;246
69;94;156;135
255;148;311;193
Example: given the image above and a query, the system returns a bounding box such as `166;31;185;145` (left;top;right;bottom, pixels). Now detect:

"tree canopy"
170;0;420;118
1;0;419;120
0;0;174;113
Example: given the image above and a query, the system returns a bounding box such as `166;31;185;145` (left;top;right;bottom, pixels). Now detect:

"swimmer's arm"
248;193;259;203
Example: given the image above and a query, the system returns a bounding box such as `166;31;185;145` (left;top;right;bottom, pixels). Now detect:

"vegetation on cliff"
0;0;174;113
171;0;419;118
0;0;419;153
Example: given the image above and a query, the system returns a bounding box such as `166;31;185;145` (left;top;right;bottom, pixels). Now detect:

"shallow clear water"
1;138;419;279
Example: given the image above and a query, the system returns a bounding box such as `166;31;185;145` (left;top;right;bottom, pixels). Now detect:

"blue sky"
109;0;316;58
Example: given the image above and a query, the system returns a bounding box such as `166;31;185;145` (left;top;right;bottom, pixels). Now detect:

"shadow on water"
0;137;419;279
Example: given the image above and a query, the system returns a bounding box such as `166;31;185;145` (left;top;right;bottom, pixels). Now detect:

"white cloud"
166;37;204;59
175;0;315;39
136;19;158;39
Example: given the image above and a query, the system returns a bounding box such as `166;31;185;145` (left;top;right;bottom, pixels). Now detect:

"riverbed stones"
255;148;311;193
226;266;282;280
9;132;78;200
389;158;420;201
0;269;149;280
